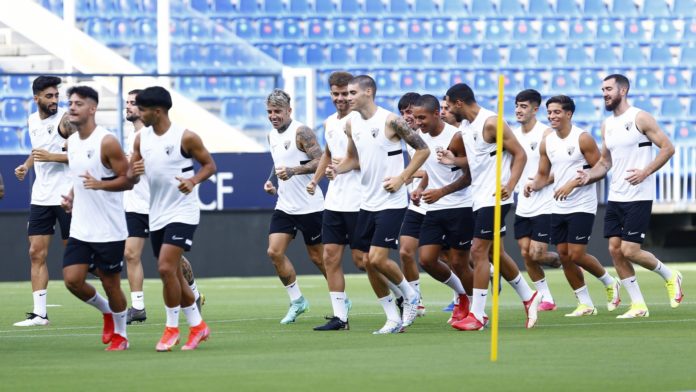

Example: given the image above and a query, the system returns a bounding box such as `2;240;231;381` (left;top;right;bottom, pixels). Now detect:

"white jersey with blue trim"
27;108;72;205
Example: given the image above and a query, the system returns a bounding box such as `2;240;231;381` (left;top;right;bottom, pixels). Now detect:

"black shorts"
27;204;71;239
63;237;125;274
399;208;425;239
473;204;511;240
150;222;197;258
551;212;595;245
269;210;323;245
420;207;474;250
322;209;359;248
126;212;150;238
514;214;552;243
354;208;406;252
604;201;652;244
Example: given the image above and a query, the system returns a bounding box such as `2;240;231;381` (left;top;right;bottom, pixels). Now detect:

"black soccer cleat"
126;307;147;324
313;316;349;331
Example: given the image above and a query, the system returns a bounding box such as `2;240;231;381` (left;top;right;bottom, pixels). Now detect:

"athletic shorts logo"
384;237;395;242
172;235;184;240
458;240;471;246
480;229;492;234
627;231;639;236
537;233;548;237
575;236;587;241
311;234;321;241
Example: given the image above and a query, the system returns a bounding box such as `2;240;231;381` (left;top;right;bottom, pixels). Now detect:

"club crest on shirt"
47;124;54;135
86;148;95;159
567;146;575;155
473;132;478;142
283;140;291;150
624;121;633;131
370;128;379;138
530;141;538;151
164;145;174;155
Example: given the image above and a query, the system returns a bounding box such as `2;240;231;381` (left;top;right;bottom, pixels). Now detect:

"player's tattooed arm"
391;117;427;150
58;112;77;138
279;125;321;179
385;115;430;193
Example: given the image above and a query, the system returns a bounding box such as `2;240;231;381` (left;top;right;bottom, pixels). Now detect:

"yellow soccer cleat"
605;278;621;312
564;304;598;317
665;271;684;308
616;303;649;319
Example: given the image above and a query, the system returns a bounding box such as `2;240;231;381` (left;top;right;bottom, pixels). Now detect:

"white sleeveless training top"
422;123;472;211
461;107;513;211
123;128;150;214
27;108;72;205
513;121;553;217
269;120;324;214
67;126;127;242
140;124;200;231
324;112;360;212
351;107;407;211
604;106;655;202
545;125;597;215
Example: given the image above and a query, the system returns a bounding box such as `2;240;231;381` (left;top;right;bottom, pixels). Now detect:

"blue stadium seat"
578;68;601;92
681;42;696;65
134;17;157;42
528;0;553;15
174;44;206;70
633;95;657;113
41;0;62;14
449;70;470;86
674;121;696;142
480;43;501;66
256;43;279;61
690;97;696;117
118;0;144;15
649;42;673;65
684;18;696;40
383;18;404;40
6;75;32;95
1;98;29;124
258;18;280;39
611;0;638;16
660;96;685;118
83;18;112;42
662;68;688;91
566;42;590;65
593;42;617;64
484;19;510;41
501;72;520;92
399;70;421;90
0;126;21;151
390;0;411;13
281;43;303;66
189;0;210;12
355;43;376;65
674;0;695;14
568;19;593;41
652;18;679;41
414;0;438;14
89;0;118;16
550;69;577;92
130;44;157;72
583;0;608;16
307;18;328;40
442;0;468;15
381;44;401;64
246;97;268;124
509;43;533;65
621;42;645;64
556;0;580;16
537;42;562;64
188;18;214;42
206;43;235;69
374;70;394;92
315;0;336;14
512;19;538;41
635;68;661;91
283;18;303;39
541;18;565;41
470;0;497;16
456;43;477;64
316;96;334;120
473;70;497;93
333;18;354;39
264;0;285;13
407;19;428;39
457;18;478;40
424;70;447;91
237;0;259;14
234;17;256;39
340;0;361;13
221;97;245;123
431;19;450;40
499;0;525;16
574;96;596;121
406;44;427;64
364;0;385;14
305;43;326;66
357;18;378;40
596;18;621;41
623;18;645;41
330;43;352;65
642;0;670;16
289;0;310;13
141;0;156;13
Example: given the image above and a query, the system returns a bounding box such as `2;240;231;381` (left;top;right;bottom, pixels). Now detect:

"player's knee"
567;249;585;263
266;247;283;262
124;247;139;264
608;242;623;259
470;244;488;262
28;245;48;264
157;261;177;277
63;275;83;293
399;248;414;264
620;242;641;260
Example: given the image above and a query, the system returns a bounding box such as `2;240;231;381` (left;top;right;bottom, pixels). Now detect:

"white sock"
165;305;180;328
507;273;534;302
85;293;111;314
574;286;594;307
113;310;127;339
378;295;401;322
330;292;348;322
32;289;47;317
621;276;645;305
443;272;466;294
409;280;421;295
285;280;302;301
397;278;418;302
471;288;487;321
386;280;403;299
189;281;201;301
597;272;614;287
182;303;203;327
130;291;145;310
534;278;554;303
652;261;673;281
452;291;458;303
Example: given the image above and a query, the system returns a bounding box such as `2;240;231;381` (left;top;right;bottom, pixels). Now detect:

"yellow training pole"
490;75;505;362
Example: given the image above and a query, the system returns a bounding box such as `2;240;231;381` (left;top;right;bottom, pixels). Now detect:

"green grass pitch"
1;266;694;391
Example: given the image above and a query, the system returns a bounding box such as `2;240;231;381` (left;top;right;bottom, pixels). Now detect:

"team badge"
284;140;291;150
473;132;478;142
567;146;575;155
165;145;174;155
47;124;54;134
370;128;379;138
530;141;538;151
624;121;633;131
86;148;94;159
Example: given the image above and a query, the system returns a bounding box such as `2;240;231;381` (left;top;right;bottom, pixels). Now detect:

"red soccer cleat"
102;313;114;344
451;313;487;331
447;294;470;325
538;301;557;311
181;321;210;351
105;334;129;351
156;327;181;352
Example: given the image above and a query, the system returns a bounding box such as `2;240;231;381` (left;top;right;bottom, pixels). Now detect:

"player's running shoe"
126;307;147;325
564;304;597;317
416;297;426;317
280;296;309;324
451;313;487;331
13;312;49;327
156;327;180;352
105;334;129;351
523;291;542;328
442;301;455;312
102;313;114;344
372;319;403;334
616;303;649;319
538;301;557;311
666;271;684;308
182;321;210;350
401;295;420;328
447;294;470;325
606;277;621;312
314;316;349;331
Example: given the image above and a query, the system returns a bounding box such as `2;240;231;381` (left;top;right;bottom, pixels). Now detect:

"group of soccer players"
13;76;214;351
264;71;685;333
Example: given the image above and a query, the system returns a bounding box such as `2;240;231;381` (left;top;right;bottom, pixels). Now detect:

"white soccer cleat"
616;303;649;319
401;295;420;328
14;313;50;327
606;277;621;312
372;319;403;335
564;304;598;317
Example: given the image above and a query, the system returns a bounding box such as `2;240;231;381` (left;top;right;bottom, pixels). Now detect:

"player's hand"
523;179;535;198
15;164;28;181
436;149;455;165
31;148;52;162
625;168;648;186
576;170;590;186
422;188;444;204
325;164;337;180
554;179;578;201
493;185;512;201
275;166;294;181
60;194;73;213
264;180;277;195
306;180;317;195
410;188;422;206
175;176;195;194
131;159;145;176
383;176;404;193
79;171;101;190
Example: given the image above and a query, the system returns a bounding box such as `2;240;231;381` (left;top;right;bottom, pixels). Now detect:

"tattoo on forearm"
59;114;77;138
294;126;321;174
391;118;427;150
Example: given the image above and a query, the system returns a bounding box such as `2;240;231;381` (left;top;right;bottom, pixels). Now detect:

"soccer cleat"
442;301;455;312
196;293;206;315
314;316;349;331
126;307;147;325
564;304;598;317
665;271;684;308
105;334;129;351
523;291;542;328
280;296;309;324
451;313;487;331
156;327;180;352
416;297;426;317
102;313;114;344
13;312;49;327
401;295;420;328
372;319;403;334
448;294;470;325
395;296;404;317
606;278;621;312
538;301;557;311
181;321;210;350
616;303;649;319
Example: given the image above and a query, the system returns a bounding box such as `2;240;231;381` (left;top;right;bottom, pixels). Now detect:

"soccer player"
307;72;362;331
410;94;474;326
14;76;74;327
440;98;461;128
439;83;541;331
330;75;428;334
512;89;560;311
60;86;132;350
263;89;325;324
129;86;215;351
578;74;683;317
526;95;621;317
